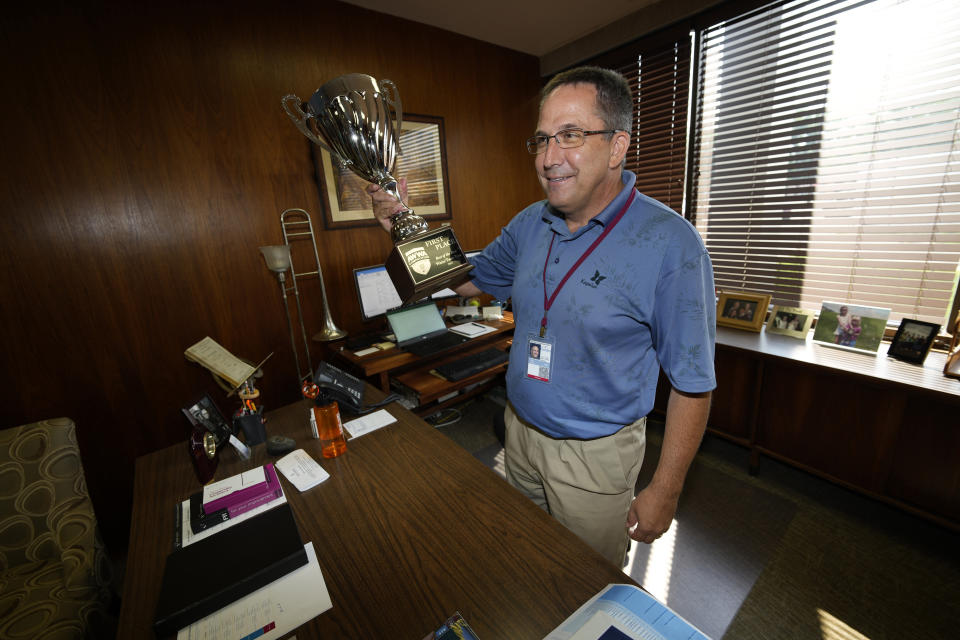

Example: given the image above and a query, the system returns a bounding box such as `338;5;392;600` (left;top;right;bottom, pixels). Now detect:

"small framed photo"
766;305;814;339
887;318;940;364
716;290;771;332
181;394;233;447
812;301;891;354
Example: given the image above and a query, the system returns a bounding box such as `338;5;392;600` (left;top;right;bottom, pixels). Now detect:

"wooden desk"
117;388;635;639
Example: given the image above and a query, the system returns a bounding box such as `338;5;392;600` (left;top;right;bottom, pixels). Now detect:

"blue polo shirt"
469;171;716;439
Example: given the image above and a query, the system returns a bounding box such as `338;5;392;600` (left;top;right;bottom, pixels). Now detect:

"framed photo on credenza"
716;290;771;332
887;318;940;365
811;301;891;355
766;305;814;339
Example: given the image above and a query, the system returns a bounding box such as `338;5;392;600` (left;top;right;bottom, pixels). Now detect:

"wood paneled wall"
0;1;543;550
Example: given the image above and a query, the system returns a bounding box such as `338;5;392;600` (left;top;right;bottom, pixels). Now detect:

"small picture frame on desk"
887;318;940;365
812;301;891;354
766;305;814;339
716;290;771;332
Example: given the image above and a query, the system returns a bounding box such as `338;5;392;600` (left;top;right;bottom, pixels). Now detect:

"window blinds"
691;0;960;327
619;36;691;216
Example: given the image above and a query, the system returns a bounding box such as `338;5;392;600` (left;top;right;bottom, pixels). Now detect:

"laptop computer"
385;301;468;357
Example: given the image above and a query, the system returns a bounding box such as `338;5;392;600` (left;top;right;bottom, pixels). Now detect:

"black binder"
153;502;306;636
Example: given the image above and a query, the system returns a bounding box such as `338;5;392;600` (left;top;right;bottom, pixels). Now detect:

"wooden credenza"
656;327;960;530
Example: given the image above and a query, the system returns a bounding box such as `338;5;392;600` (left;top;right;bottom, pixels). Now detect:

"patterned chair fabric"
0;418;114;639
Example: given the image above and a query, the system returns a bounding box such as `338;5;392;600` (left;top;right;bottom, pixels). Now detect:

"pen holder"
234;412;266;446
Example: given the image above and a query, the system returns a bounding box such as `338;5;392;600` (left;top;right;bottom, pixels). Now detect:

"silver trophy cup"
283;74;472;304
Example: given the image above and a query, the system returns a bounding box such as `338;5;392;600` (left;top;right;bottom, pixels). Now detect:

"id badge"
526;334;554;383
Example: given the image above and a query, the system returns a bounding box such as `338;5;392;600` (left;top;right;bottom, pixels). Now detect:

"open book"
184;336;267;389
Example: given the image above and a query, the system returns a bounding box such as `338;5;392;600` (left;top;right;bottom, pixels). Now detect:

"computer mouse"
266;435;296;456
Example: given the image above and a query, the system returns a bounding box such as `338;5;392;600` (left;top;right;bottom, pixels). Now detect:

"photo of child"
812;301;890;353
836;315;861;346
833;305;852;343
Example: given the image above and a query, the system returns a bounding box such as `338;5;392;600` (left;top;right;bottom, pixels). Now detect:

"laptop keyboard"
403;332;468;357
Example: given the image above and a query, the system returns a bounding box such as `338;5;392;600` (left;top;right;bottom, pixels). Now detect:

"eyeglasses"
525;128;625;155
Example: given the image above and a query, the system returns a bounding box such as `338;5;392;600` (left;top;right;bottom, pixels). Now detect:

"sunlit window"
692;0;960;327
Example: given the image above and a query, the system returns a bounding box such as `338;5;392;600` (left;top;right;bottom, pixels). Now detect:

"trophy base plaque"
385;226;474;305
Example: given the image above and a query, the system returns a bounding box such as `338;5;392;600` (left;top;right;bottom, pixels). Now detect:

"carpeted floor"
431;389;960;640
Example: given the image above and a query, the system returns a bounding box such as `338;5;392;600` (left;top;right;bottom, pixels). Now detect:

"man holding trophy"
292;66;715;567
284;74;474;304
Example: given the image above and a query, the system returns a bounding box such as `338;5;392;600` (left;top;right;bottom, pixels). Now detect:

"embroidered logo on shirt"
581;269;607;288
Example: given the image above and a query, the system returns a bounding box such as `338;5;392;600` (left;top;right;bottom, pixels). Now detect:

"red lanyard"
540;190;635;337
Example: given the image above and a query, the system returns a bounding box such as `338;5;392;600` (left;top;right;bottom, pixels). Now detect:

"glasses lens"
526;135;545;154
555;129;585;148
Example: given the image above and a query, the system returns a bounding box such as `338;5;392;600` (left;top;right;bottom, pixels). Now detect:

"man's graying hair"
540;66;632;133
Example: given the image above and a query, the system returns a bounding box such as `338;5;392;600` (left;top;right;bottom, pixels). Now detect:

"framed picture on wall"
716;290;771;332
811;301;891;354
887;318;940;365
765;305;814;339
311;113;452;230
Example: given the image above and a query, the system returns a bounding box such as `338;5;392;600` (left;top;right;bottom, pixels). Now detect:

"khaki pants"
503;402;646;566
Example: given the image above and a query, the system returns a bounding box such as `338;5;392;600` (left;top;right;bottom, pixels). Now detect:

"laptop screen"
386;302;447;343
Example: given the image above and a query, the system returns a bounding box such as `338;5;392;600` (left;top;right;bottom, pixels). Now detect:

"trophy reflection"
283;74;473;304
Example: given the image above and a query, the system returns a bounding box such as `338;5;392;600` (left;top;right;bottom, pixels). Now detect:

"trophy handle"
281;94;336;157
379;79;403;154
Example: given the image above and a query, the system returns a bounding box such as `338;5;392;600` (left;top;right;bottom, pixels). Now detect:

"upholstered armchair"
0;418;115;639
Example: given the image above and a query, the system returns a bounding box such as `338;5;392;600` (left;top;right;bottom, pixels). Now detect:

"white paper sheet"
275;449;330;492
448;322;496;338
343;409;397;439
